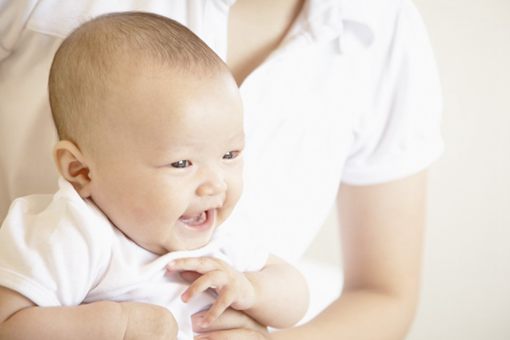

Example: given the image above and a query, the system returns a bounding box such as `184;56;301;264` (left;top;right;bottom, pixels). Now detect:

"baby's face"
85;68;244;254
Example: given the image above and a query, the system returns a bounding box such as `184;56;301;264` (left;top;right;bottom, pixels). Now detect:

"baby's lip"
180;203;222;218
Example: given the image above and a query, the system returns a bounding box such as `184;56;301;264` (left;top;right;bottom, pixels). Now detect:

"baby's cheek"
230;178;243;206
219;194;240;224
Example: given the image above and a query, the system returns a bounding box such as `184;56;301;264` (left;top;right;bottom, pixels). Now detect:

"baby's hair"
48;11;228;145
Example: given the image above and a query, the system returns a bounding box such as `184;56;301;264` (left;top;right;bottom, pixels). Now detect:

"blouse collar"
301;0;375;52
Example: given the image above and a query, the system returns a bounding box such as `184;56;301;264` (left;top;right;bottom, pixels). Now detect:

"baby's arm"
243;255;309;327
168;255;309;329
0;286;177;340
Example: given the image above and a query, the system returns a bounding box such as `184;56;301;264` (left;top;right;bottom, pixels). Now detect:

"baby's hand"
167;257;256;328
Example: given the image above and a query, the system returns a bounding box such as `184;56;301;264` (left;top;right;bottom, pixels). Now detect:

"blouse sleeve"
341;0;444;185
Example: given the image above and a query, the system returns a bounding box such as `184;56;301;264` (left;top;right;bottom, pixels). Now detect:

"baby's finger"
181;271;227;302
200;290;235;327
192;308;267;333
168;257;223;274
179;270;201;283
194;328;269;340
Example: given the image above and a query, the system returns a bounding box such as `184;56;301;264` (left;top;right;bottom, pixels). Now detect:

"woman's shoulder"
2;0;208;42
23;0;194;38
0;0;39;57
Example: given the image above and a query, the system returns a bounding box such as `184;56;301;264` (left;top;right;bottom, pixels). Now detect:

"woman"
0;0;443;338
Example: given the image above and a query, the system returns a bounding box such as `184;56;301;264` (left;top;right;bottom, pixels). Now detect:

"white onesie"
0;178;268;340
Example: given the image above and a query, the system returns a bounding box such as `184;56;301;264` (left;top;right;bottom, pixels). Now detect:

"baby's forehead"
49;11;236;154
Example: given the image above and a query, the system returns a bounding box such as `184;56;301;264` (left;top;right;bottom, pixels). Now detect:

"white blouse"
0;0;443;261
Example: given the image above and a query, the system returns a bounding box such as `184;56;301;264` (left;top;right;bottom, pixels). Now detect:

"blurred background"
303;0;510;339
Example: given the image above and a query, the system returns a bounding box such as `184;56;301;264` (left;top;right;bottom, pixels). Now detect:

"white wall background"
303;0;510;339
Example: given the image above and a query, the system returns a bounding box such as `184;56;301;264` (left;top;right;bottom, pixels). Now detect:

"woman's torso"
0;0;442;260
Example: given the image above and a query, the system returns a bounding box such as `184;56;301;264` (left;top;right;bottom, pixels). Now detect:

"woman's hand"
192;307;271;340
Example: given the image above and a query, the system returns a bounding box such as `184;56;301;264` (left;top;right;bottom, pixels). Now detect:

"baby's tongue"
179;211;206;226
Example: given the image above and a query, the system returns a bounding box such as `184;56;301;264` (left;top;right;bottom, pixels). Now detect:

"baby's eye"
223;151;240;160
170;160;192;168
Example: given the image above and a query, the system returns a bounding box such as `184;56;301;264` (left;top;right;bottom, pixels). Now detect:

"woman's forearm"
271;288;418;340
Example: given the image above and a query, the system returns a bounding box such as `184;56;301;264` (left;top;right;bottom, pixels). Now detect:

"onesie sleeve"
341;0;444;185
0;0;39;60
0;190;113;306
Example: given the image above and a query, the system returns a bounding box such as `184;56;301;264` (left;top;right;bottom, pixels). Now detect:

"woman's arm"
0;286;178;340
194;170;427;339
277;170;427;339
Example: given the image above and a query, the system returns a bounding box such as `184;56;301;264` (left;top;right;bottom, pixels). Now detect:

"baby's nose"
196;170;227;197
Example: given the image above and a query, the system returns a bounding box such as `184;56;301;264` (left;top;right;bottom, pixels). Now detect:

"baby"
0;12;308;340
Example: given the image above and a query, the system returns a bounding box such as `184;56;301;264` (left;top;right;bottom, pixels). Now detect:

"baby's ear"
53;140;93;198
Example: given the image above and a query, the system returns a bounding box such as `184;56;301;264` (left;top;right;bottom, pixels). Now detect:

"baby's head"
49;12;244;254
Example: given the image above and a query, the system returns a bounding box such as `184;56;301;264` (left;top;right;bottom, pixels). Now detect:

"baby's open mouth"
179;210;208;227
